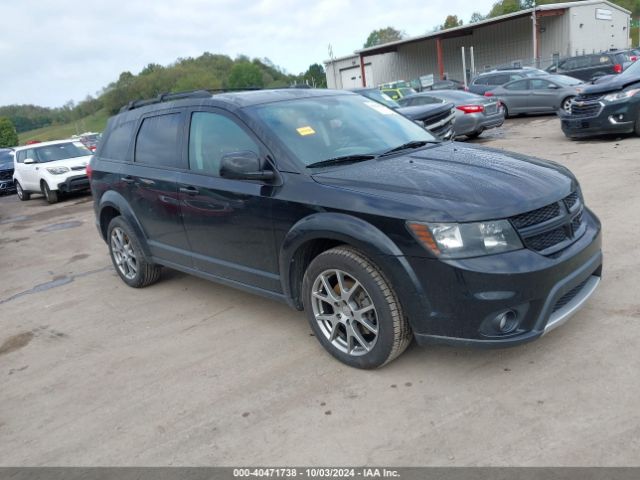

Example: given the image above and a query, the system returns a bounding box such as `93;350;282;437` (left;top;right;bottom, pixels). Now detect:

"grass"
18;109;110;145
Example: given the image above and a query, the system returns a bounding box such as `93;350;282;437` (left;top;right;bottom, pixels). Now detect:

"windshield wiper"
379;140;437;157
306;154;376;169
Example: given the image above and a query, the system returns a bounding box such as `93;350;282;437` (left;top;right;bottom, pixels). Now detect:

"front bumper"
0;178;16;194
561;101;637;138
454;111;505;137
57;174;89;193
408;208;602;348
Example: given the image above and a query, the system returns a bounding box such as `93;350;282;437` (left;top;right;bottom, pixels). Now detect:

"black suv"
547;51;632;82
90;89;602;369
0;148;16;195
561;59;640;138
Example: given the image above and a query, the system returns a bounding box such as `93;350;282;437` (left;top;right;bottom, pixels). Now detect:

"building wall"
539;13;571;65
568;2;630;54
325;54;395;89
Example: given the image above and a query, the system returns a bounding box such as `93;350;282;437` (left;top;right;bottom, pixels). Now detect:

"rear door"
499;79;530;113
124;110;191;266
177;108;280;292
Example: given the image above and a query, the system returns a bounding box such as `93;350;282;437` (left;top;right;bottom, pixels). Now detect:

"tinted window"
574;56;591;68
473;77;488;85
530;79;551;90
593;55;612;66
504;79;529;90
101;121;135;160
189;112;259;176
135;113;182;168
33;142;91;163
0;150;13;168
488;74;508;85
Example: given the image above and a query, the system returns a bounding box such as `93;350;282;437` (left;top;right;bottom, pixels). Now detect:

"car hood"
40;155;92;169
580;72;640;95
397;103;453;120
311;142;576;222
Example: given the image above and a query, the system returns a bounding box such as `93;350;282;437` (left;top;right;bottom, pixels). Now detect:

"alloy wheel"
310;269;379;356
110;227;138;280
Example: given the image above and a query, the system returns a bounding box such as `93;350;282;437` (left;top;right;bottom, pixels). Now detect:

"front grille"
552;278;590;313
425;110;452;126
511;203;560;229
0;170;12;181
510;191;584;256
71;166;86;171
570;101;602;118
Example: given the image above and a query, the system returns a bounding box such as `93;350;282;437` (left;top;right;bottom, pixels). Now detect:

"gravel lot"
1;116;639;466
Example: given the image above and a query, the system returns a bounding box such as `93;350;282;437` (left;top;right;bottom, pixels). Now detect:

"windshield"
34;142;91;163
0;150;13;169
619;58;640;79
248;94;437;167
399;88;417;97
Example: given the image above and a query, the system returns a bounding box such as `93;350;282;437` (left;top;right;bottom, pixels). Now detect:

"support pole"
461;47;467;88
436;37;444;80
470;46;475;82
532;6;538;67
359;54;367;87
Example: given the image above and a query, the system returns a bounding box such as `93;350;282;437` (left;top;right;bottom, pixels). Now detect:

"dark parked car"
0;148;16;195
546;51;632;82
352;88;455;140
486;75;583;116
90;88;602;369
561;58;640;139
469;67;548;96
398;90;504;139
424;79;467;91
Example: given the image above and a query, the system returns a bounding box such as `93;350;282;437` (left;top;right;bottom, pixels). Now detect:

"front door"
178;108;279;293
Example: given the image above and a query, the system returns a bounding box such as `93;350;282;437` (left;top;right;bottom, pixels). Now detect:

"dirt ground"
1;116;639;466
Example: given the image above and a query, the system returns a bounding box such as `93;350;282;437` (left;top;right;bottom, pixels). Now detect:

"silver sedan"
398;90;504;139
486;74;583;117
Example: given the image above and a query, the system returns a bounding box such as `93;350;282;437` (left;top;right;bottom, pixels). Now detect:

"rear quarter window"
134;113;182;168
101;120;136;161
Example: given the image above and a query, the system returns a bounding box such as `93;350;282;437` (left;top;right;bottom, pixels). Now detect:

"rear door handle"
179;186;199;196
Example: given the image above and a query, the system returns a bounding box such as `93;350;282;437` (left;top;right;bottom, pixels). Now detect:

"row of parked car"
0;135;97;201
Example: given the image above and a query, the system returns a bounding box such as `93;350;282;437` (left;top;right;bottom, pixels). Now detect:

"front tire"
107;217;161;288
15;181;30;201
302;246;412;369
42;182;59;204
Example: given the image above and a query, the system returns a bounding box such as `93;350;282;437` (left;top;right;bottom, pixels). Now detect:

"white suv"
13;140;92;204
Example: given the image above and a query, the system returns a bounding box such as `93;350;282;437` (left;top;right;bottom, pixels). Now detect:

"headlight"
46;166;70;175
407;220;523;258
603;89;640;102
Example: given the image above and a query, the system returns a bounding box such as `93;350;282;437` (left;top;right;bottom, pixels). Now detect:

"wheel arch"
97;190;151;258
279;213;428;320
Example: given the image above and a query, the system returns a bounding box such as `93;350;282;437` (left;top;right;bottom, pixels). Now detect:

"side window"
488;74;505;85
595;55;612;66
25;149;38;162
530;79;551;90
101;121;135;160
504;79;529;90
509;74;525;81
473;77;488;85
188;112;259;176
135;113;182;168
16;150;26;163
575;56;591;68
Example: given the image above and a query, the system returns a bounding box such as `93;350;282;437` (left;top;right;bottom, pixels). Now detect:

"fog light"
495;310;518;333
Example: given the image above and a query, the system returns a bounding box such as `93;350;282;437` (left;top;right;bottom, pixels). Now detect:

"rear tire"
561;96;575;114
42;182;59;204
15;181;30;201
302;246;412;369
107;216;162;288
501;105;509;118
466;130;483;139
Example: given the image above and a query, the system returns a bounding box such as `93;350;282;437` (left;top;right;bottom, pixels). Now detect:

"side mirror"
220;151;275;181
24;158;35;164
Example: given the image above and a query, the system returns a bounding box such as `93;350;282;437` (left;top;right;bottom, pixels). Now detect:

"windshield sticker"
296;126;316;136
364;101;395;115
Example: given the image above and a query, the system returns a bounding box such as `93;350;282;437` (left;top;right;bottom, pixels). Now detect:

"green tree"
227;62;265;88
302;63;327;88
488;0;524;17
0;117;19;147
442;15;464;29
363;27;405;48
469;11;487;23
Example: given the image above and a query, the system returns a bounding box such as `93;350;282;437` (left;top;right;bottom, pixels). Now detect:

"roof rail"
118;87;280;113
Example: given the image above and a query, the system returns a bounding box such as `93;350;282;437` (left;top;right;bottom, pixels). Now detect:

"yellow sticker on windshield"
297;126;316;136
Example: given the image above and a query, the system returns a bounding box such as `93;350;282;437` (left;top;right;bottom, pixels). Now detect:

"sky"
0;0;496;108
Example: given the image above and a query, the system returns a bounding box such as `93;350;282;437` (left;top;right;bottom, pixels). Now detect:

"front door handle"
179;186;199;196
122;176;135;184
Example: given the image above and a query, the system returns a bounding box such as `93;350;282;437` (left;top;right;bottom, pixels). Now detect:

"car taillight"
614;63;623;73
457;105;484;114
631;56;638;62
484;91;494;97
86;162;93;181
